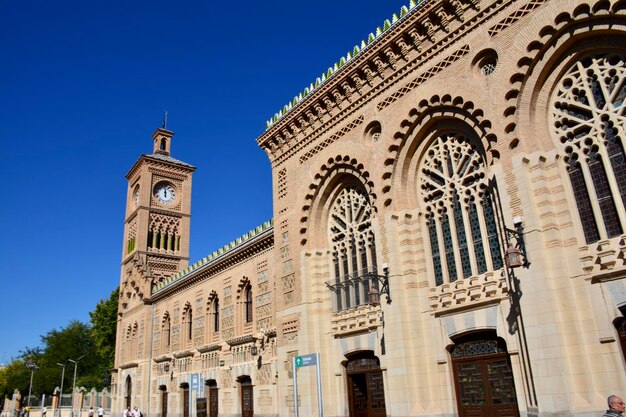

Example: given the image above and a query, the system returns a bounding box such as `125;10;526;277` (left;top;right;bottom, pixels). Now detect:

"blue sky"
0;0;408;363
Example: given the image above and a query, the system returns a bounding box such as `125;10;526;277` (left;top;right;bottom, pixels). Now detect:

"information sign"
295;353;317;368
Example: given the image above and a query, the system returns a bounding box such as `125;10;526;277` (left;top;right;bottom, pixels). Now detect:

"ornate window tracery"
420;133;502;286
551;53;626;243
328;185;378;310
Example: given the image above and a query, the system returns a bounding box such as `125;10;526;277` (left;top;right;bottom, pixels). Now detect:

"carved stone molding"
428;270;508;313
330;304;382;337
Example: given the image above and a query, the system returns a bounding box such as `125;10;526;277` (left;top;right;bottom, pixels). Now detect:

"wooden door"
241;383;253;417
346;355;386;417
182;387;189;417
161;391;168;417
452;338;520;417
209;387;218;417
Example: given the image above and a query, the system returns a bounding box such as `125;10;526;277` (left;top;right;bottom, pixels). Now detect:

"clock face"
154;183;176;204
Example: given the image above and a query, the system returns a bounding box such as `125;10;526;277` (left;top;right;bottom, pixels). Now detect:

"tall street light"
57;363;66;417
68;355;85;417
25;361;38;408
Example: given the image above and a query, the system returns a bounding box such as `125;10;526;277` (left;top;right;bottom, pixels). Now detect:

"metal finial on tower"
162;111;168;129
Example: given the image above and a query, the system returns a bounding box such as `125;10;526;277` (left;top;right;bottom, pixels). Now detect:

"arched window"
160;138;167;151
183;305;193;342
420;132;502;286
551;52;626;244
328;185;377;310
162;313;171;353
245;286;253;323
214;298;220;331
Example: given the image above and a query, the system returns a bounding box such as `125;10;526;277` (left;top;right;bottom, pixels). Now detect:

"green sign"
295;353;317;368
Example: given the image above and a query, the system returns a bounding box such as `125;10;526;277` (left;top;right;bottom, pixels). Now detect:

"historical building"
112;0;626;416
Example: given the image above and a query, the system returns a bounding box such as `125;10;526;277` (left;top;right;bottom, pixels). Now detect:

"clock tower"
120;127;196;305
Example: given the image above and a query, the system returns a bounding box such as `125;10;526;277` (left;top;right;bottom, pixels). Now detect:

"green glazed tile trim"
265;0;426;131
152;220;274;293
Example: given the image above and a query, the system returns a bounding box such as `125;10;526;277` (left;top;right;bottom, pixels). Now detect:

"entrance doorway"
180;383;190;417
345;352;386;417
125;376;132;409
159;386;168;417
238;376;253;417
451;333;520;417
205;380;218;417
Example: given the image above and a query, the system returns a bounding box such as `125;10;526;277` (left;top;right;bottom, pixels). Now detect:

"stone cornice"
153;355;173;363
126;154;196;181
262;0;435;131
172;350;194;359
226;334;255;346
196;343;222;353
256;0;504;166
151;223;274;300
119;361;139;370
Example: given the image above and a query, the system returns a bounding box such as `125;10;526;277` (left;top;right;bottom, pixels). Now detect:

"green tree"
39;321;97;394
0;286;119;401
0;359;30;407
90;287;119;370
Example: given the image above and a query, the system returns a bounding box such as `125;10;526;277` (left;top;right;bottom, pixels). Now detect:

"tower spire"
162;111;168;129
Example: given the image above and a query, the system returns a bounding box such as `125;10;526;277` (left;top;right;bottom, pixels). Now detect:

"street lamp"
25;361;38;408
68;355;85;417
57;363;66;417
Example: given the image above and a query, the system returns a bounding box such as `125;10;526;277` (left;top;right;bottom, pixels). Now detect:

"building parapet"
152;220;274;294
264;0;429;131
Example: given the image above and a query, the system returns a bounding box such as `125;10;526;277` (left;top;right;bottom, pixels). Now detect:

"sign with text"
295;353;317;368
292;353;323;417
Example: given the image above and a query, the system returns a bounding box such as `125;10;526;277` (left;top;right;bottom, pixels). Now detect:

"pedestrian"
122;407;130;417
97;406;103;417
41;407;47;417
603;395;625;417
88;408;94;417
131;407;141;417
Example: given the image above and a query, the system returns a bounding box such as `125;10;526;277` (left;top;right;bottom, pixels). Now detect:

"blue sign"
190;373;204;396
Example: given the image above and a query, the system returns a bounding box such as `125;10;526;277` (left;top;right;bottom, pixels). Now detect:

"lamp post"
68;355;85;417
57;363;66;417
25;361;38;408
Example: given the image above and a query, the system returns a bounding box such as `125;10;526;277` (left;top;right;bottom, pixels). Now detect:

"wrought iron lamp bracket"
504;223;529;269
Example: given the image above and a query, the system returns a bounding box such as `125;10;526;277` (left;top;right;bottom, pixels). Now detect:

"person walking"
97;407;103;417
603;395;625;417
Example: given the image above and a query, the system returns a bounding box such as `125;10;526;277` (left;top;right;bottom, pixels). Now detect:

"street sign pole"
315;353;322;417
292;358;299;417
292;353;322;417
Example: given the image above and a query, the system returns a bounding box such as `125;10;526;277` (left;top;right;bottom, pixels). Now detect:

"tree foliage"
0;286;119;407
89;288;119;372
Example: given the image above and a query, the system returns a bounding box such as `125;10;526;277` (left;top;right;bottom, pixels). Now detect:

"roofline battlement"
262;0;430;132
152;219;274;294
256;0;480;164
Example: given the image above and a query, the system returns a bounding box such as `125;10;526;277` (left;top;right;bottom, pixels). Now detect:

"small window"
472;49;498;78
213;299;220;332
364;121;382;142
245;287;253;323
